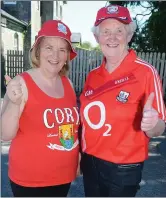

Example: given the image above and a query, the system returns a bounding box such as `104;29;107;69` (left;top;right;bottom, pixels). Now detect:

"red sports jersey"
80;49;166;164
9;72;79;187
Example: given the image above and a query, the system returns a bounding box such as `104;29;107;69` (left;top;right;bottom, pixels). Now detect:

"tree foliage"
93;44;101;52
80;42;101;52
81;41;93;50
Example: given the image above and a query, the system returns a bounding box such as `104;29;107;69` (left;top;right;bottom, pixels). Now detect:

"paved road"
1;133;166;197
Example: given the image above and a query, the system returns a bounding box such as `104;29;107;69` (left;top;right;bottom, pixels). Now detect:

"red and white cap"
31;20;77;60
94;5;132;26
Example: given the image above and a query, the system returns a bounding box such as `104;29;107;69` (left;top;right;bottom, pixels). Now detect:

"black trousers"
81;153;144;197
10;179;71;197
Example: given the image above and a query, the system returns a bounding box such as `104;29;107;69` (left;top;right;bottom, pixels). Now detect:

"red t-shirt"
80;49;166;164
9;72;79;187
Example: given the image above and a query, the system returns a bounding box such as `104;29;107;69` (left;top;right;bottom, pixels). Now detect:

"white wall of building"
31;1;65;46
1;26;24;57
53;1;64;20
31;1;41;46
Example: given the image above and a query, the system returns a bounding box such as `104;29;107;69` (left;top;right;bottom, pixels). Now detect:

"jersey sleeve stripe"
136;58;165;120
135;59;165;120
154;69;166;121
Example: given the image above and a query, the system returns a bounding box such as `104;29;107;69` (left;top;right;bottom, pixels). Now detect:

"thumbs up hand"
5;75;12;85
5;75;23;105
141;92;159;132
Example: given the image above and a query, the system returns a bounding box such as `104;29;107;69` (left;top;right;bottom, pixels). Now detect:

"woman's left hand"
141;92;159;132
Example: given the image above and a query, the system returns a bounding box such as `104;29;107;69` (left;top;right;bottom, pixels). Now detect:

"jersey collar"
99;49;137;79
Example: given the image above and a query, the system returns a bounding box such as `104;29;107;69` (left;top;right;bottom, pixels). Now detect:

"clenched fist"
141;92;159;132
5;75;23;105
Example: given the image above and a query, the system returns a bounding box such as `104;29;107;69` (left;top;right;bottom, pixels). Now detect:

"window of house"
37;1;40;10
60;5;62;20
1;17;7;27
56;1;59;18
14;33;19;51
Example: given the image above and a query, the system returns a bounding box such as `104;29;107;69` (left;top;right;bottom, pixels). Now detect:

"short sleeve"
143;67;166;122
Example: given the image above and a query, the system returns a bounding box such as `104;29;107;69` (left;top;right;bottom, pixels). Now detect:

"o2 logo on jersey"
117;91;130;103
83;101;112;137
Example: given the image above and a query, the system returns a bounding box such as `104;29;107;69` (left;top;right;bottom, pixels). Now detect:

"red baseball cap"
94;5;132;26
31;20;77;60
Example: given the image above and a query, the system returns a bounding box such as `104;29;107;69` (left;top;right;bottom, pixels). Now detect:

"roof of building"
1;9;28;26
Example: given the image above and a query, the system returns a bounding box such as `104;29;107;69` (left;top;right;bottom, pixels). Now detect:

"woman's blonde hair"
29;37;71;76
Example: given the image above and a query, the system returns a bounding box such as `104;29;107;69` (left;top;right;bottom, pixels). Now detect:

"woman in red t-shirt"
79;5;166;197
1;20;80;197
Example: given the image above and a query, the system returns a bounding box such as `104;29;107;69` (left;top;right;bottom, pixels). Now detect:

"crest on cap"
107;5;119;14
58;23;67;35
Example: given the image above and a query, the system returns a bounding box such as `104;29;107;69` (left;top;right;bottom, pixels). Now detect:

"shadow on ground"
1;153;13;197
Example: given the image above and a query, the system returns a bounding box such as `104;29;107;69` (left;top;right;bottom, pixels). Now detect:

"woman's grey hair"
91;21;137;36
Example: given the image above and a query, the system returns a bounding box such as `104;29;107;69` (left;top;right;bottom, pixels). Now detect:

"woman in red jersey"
80;5;166;197
1;20;80;197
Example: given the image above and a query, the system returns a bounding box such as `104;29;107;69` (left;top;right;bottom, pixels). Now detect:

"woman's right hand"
1;75;27;141
5;75;23;105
